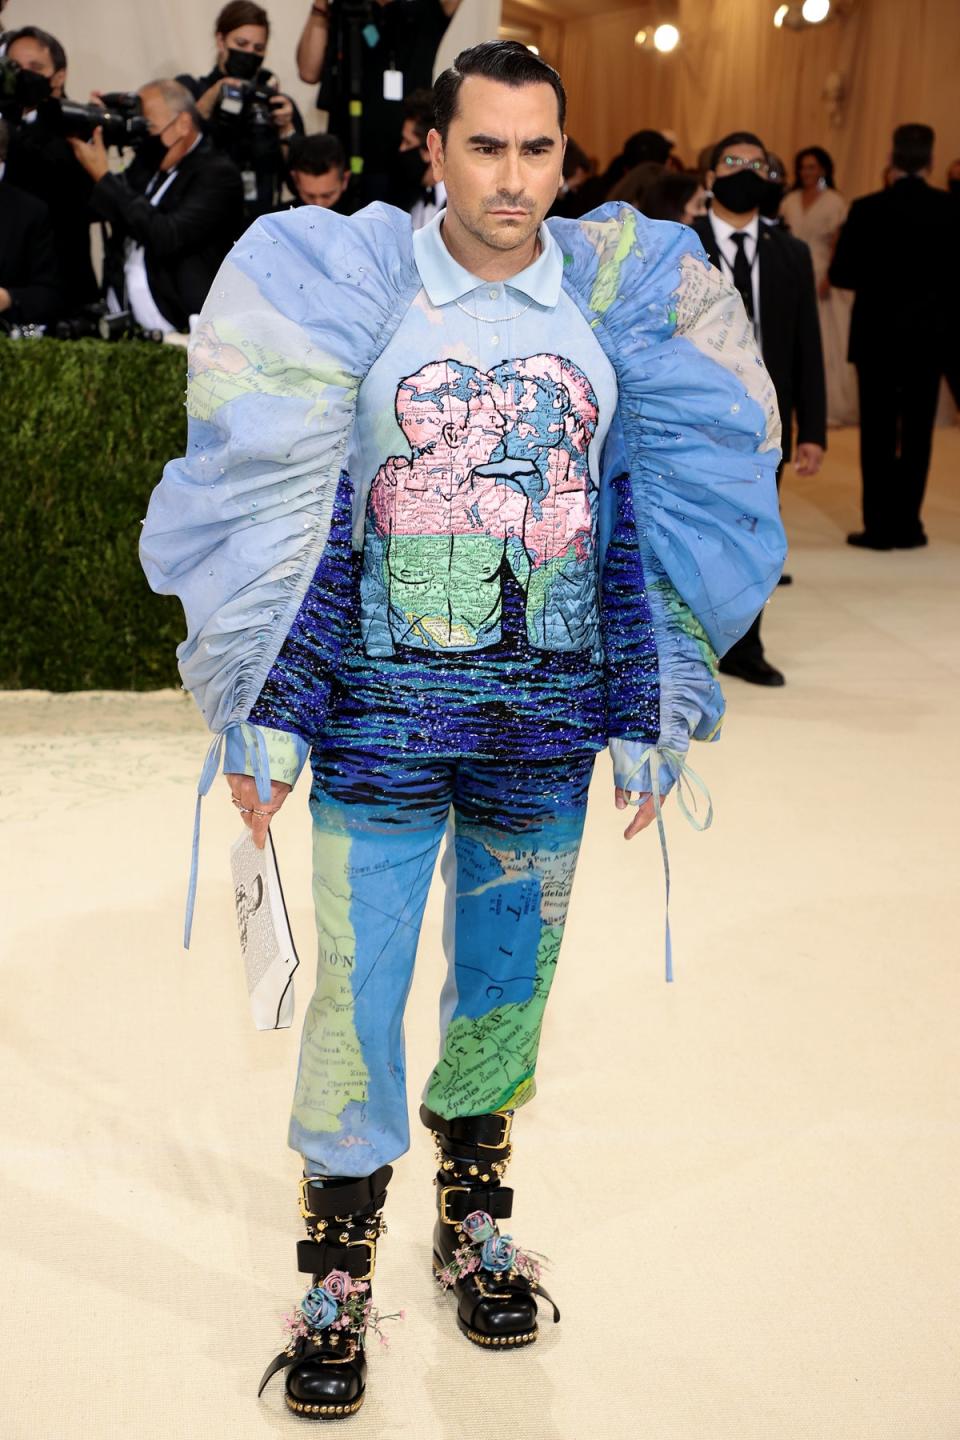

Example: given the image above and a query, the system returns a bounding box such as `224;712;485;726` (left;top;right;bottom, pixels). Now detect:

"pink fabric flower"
321;1269;353;1302
462;1210;497;1244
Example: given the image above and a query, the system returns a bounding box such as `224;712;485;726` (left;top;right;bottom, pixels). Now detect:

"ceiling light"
773;4;789;25
801;0;830;20
653;23;680;52
634;28;648;47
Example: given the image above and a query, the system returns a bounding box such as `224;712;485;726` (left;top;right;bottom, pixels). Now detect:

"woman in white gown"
781;147;859;427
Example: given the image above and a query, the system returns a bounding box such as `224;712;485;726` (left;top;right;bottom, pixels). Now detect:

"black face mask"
712;169;768;215
224;48;263;81
137;134;169;172
397;146;428;191
758;179;785;219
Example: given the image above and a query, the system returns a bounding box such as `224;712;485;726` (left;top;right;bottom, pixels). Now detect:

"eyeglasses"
720;154;770;176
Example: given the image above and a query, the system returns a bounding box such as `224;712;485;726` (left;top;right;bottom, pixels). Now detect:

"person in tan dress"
782;147;858;427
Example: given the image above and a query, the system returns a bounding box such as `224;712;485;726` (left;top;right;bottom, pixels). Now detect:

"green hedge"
1;337;188;689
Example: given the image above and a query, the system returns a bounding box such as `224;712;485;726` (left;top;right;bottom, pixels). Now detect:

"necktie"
731;231;754;320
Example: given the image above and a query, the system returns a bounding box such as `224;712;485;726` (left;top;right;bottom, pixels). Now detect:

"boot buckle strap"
478;1112;512;1150
439;1185;470;1225
345;1238;376;1283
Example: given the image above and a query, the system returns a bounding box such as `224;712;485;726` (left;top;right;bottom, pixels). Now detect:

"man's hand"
225;773;292;849
0;287;11;314
793;442;824;477
68;126;110;182
615;787;669;840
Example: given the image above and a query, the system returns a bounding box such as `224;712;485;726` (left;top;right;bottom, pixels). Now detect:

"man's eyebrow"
466;134;557;150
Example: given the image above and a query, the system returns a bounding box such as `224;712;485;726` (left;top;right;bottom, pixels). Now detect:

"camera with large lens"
216;49;281;166
43;91;151;148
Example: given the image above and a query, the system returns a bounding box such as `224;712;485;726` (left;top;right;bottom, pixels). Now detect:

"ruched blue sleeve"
139;202;420;751
550;203;786;799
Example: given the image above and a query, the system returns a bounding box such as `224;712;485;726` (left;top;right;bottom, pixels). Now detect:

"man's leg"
420;750;595;1348
261;746;452;1416
895;362;941;544
854;362;898;545
288;745;452;1175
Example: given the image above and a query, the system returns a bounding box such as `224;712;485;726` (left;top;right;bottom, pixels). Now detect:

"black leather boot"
258;1165;393;1419
420;1104;560;1349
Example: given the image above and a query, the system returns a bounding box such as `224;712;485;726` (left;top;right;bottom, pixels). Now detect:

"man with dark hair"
3;25;99;316
287;132;357;212
692;130;826;686
0;116;62;325
830;123;958;549
142;39;784;1417
396;87;444;226
69;79;243;333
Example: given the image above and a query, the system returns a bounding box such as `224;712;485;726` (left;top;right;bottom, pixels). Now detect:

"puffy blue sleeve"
139;202;419;754
551;204;786;799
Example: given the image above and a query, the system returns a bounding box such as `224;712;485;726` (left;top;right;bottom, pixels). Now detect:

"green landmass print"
425;923;564;1117
652;577;719;676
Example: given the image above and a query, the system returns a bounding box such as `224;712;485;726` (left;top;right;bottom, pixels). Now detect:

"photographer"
296;0;461;204
2;26;98;315
0;118;62;326
177;1;304;221
68;79;243;335
286;132;359;212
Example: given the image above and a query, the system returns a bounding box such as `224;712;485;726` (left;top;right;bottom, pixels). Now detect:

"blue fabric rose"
480;1235;517;1272
300;1285;339;1330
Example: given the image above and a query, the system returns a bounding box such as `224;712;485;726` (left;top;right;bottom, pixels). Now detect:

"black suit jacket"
0;180;62;325
829;175;960;368
91;137;244;333
693;214;826;460
6;125;100;316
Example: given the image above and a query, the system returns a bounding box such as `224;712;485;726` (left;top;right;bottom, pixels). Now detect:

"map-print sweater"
141;201;785;810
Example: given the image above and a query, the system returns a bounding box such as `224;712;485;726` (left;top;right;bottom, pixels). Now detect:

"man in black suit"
0;119;62;325
68;79;243;335
830;124;959;549
3;25;100;318
693;131;826;686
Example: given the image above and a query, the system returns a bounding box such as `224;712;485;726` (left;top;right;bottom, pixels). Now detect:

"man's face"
292;166;349;208
427;76;565;255
706;142;769;194
8;36;66;99
139;88;191;160
400;118;426;154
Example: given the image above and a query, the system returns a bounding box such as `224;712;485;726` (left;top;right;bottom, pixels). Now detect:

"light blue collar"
412;210;564;308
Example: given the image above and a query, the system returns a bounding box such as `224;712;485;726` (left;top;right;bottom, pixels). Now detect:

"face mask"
397;145;428;190
712;168;768;215
137;134;168;171
224;48;263;81
758;179;784;219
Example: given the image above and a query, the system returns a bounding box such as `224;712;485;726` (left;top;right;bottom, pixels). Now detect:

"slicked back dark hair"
433;40;566;144
892;123;934;174
5;24;67;74
710;131;766;172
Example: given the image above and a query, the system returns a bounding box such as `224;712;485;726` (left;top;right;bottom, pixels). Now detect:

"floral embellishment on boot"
283;1270;404;1353
438;1210;547;1289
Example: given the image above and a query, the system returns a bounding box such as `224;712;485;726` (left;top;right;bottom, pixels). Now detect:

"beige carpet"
3;425;958;1440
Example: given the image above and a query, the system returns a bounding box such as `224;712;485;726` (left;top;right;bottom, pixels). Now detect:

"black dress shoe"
777;573;793;586
718;655;786;687
893;532;928;549
846;531;893;550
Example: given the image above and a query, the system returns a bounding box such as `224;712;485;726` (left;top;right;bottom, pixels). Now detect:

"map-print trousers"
288;744;596;1176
